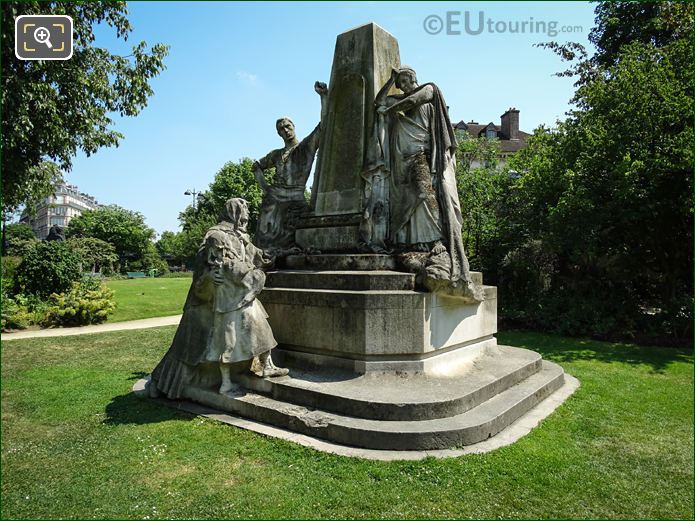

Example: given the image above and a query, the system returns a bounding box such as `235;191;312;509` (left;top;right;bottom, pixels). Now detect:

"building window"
50;217;65;226
486;129;497;139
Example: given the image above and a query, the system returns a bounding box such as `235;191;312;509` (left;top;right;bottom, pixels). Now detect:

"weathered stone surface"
175;349;566;451
311;22;400;216
265;270;415;291
147;198;289;400
258;267;497;369
282;253;397;271
273;337;496;375
140;23;575;455
236;345;542;420
295;225;360;251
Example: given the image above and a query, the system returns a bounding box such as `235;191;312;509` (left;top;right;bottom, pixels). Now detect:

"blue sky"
65;1;597;235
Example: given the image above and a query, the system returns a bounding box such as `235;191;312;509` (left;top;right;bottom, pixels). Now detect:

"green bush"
6;236;39;257
15;241;82;298
159;271;193;278
42;280;116;327
103;273;128;281
1;288;32;330
2;256;22;294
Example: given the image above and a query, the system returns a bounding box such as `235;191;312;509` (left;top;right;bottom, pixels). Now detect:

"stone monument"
143;23;576;454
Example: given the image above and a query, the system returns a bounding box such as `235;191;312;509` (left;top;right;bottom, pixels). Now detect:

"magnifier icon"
33;26;53;49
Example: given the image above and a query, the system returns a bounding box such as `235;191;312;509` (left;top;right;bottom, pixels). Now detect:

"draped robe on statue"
375;82;474;287
151;222;276;399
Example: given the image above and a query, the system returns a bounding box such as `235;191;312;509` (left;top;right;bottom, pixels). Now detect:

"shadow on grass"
104;390;194;426
498;330;693;373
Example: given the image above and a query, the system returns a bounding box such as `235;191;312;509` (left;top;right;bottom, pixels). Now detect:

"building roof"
453;120;531;153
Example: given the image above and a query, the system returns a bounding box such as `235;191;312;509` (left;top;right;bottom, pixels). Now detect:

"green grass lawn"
105;278;191;322
1;328;692;519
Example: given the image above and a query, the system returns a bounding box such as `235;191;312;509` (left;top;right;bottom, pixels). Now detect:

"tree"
128;242;169;275
589;2;693;67
156;230;186;267
67;237;118;274
1;2;169;214
66;205;156;270
5;223;35;241
495;1;693;344
455;132;509;269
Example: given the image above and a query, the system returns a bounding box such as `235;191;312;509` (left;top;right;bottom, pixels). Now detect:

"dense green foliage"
66;205;157;272
4;236;38;258
455;133;508;268
1;255;21;292
4;223;35;241
155;230;187;267
3;224;39;257
589;1;692;67
466;2;693;346
14;241;81;298
42;279;116;327
126;242;169;276
67;237;119;274
1;327;692;518
1;1;168;214
0;291;32;330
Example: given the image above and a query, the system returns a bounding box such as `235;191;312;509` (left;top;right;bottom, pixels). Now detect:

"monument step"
266;270;415;291
235;345;542;420
182;359;566;451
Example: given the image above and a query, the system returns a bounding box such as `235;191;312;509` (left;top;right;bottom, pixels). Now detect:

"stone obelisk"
296;23;400;251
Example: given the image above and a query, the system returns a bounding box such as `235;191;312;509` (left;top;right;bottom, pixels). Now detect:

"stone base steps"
180;346;567;451
236;345;542;420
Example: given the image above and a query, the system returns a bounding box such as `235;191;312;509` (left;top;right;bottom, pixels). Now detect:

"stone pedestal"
145;261;576;452
260;267;496;374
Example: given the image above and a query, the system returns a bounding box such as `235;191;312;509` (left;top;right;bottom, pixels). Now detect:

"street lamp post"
184;189;199;209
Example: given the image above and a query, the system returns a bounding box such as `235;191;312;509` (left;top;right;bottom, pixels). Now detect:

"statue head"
275;117;296;143
220;198;250;233
396;66;418;94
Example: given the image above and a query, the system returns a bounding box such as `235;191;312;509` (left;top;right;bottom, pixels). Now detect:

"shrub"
159;271;193;278
1;256;22;294
6;236;39;257
1;288;32;330
15;241;82;298
42;280;116;327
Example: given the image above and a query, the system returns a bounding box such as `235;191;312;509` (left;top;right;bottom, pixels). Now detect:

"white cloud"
236;70;258;85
